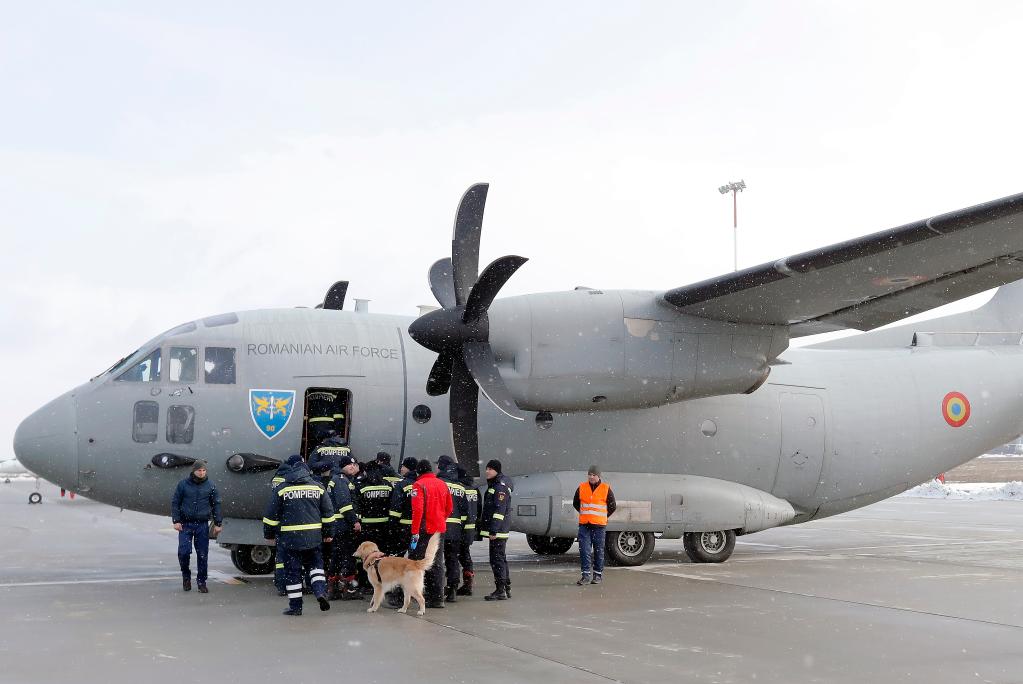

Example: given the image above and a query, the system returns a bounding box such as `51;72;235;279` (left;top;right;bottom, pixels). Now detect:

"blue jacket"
262;462;335;550
171;474;222;525
479;473;513;539
439;467;470;538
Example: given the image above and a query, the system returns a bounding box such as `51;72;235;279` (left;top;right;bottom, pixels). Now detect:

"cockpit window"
116;348;162;382
204;347;236;384
169;347;197;383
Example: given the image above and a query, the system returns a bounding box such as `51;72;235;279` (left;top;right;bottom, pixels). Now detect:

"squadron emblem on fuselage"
249;389;296;440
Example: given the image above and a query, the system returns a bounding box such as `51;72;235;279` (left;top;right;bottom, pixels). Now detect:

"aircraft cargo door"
773;392;826;504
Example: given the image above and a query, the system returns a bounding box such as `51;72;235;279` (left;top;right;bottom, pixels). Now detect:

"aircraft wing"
662;192;1023;337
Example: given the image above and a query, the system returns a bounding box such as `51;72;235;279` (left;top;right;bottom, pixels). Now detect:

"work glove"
410;534;419;550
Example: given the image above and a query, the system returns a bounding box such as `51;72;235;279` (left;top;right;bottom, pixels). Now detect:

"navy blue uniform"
438;466;470;595
263;462;335;613
480;473;513;596
388;472;416;555
171;473;222;586
456;471;478;591
328;470;361;586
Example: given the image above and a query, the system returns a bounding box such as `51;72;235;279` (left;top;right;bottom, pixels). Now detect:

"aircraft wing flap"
663;192;1023;336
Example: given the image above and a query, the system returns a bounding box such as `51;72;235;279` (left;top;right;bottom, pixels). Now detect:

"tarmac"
2;478;1023;684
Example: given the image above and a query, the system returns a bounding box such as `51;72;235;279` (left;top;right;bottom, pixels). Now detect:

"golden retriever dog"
353;534;440;615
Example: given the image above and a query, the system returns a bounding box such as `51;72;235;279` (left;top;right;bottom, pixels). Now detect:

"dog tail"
413;534;441;572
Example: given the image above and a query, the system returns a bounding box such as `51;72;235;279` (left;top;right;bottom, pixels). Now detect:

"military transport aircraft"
14;184;1023;573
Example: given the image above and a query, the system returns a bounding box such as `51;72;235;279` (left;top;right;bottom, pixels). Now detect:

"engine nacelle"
507;471;797;538
489;290;788;412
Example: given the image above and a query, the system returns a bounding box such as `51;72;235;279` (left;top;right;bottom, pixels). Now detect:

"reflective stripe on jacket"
577;481;610;525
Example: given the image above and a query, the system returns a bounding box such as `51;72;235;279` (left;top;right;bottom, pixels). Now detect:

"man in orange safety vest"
572;465;617;586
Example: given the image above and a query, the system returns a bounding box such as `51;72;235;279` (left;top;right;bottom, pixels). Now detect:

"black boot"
282;607;302;616
182;577;192;592
504;580;511;599
317;595;331;612
444;585;457;603
484;586;507;601
455;572;474;596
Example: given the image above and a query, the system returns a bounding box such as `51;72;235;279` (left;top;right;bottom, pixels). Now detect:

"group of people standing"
172;445;616;615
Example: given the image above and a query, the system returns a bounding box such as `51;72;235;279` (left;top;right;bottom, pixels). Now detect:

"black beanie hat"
285;454;303;467
336;454;357;468
437;454;454;470
376;451;392;464
416;459;433;475
401;457;419;471
486;459;502;473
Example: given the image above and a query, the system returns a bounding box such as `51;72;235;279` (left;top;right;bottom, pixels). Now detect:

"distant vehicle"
15;184;1023;572
0;458;29;478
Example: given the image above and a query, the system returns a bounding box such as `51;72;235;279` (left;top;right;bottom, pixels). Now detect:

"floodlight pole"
717;179;746;272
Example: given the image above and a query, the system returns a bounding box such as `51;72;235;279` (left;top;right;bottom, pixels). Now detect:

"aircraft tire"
28;492;42;504
604;531;655;567
231;544;275;575
525;534;575;555
683;530;736;563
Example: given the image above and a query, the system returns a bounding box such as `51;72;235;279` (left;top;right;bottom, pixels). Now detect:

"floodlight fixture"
717;179;748;271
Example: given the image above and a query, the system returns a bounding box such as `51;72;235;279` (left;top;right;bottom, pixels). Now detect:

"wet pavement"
2;479;1022;683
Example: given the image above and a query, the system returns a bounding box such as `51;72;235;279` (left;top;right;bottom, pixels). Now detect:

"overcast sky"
4;2;1023;458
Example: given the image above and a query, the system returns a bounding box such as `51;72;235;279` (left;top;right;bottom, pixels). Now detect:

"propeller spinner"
407;183;527;476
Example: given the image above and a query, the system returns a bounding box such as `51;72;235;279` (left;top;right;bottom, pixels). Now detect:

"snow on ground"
901;480;1023;500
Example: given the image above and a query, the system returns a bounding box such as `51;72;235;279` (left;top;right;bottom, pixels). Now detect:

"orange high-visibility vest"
578;481;609;525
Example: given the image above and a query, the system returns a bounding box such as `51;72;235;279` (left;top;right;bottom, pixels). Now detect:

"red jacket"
410;472;453;535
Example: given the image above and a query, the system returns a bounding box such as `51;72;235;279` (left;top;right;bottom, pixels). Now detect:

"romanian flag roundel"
942;392;970;428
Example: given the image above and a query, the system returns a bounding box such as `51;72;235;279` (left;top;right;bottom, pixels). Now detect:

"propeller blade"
450;356;480;477
322;281;349;310
462;255;528;324
463;339;524;420
428;258;457;309
426;352;454;396
451;183;488;306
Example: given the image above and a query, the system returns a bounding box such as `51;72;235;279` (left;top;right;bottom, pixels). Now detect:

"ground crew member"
377;452;400;485
573;464;617;586
171;460;222;594
480;459;513;601
388;457;419;555
328;453;363;600
309;435;353;596
262;455;334;616
384;456;420;608
410;459;453;609
455;466;478;596
437;455;468;603
269;460;290;596
306;391;342;449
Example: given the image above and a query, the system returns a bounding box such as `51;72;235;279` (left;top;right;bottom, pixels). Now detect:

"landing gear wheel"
604;531;655;567
28;492;42;504
525;535;575;555
683;530;736;563
231;544;275;574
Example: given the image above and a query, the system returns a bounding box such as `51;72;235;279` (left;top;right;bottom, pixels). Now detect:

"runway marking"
0;569;240;588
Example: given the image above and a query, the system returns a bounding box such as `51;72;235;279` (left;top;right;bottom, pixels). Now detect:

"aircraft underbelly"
772;392;826;502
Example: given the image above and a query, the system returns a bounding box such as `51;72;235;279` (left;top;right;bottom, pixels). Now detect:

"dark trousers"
578;523;607;575
177;521;209;583
274;545;289;592
443;537;463;589
331;531;359;579
489;537;508;586
390;524;411;556
409;532;445;601
284;546;326;610
458;539;474;575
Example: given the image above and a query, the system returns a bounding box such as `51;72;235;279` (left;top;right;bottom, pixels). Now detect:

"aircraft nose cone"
13;392;78;488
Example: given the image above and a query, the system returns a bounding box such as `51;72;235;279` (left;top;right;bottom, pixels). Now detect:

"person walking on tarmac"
171;460;222;593
479;459;513;601
409;459;453;609
327;453;363;600
455;466;478;596
573;465;617;586
263;455;335;616
437;455;469;603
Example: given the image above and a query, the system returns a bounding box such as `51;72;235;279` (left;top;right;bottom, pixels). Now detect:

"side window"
132;401;159;443
204;347;236;384
116;348;162;382
169;347;197;383
167;405;195;444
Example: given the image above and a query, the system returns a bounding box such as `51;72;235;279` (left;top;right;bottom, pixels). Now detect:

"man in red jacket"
410;458;453;609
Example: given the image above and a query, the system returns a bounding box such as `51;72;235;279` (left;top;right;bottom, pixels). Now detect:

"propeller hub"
408;307;488;354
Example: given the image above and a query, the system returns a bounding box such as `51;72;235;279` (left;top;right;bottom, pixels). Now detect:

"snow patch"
899;481;1023;500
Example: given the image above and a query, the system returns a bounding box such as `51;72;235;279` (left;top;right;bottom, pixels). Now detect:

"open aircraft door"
773;392;826;503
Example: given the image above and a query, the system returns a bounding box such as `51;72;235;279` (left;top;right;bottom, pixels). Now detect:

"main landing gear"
683;530;736;563
230;544;275;575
